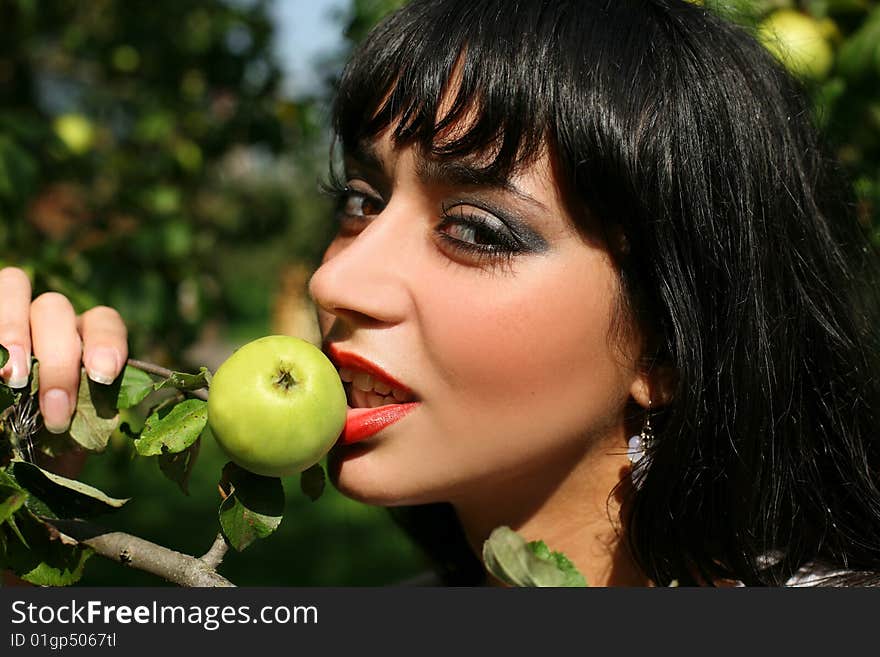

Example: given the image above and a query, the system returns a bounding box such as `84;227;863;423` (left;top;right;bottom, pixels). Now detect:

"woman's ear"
630;364;676;409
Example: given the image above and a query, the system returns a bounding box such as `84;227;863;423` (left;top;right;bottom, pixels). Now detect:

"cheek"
423;256;632;448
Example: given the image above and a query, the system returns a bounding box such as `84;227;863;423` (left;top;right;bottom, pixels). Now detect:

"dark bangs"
332;0;569;179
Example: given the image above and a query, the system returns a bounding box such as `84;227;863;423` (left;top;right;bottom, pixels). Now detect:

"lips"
340;403;420;444
324;343;420;445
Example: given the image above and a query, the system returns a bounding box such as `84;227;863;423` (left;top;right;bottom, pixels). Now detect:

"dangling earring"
627;400;654;490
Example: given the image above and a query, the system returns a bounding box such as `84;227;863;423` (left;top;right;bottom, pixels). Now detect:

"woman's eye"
435;206;526;272
342;190;382;218
440;220;499;246
328;181;383;236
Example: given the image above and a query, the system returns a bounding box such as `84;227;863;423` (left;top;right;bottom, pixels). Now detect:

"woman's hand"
0;266;128;434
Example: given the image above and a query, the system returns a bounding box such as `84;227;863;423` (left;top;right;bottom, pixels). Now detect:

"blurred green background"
1;0;879;585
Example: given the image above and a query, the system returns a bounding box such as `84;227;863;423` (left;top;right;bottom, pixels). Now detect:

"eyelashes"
320;176;528;272
435;206;522;271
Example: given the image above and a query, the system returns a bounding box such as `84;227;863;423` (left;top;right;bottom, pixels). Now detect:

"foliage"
483;526;588;587
341;0;408;44
0;362;225;581
0;0;337;363
701;0;880;245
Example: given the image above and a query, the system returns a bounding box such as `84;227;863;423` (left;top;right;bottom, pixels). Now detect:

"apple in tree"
53;113;95;155
207;335;347;477
757;9;834;81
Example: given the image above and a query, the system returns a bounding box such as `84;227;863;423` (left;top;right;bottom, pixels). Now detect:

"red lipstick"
324;343;421;445
325;343;415;395
339;403;419;445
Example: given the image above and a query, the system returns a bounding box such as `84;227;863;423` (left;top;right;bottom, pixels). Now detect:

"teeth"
353;371;373;392
339;367;415;407
366;391;386;408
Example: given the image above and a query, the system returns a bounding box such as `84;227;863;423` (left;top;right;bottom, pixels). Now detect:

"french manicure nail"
43;388;72;434
86;347;120;385
3;345;30;389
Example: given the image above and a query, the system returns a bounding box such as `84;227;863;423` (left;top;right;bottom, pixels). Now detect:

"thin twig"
126;358;175;380
126;358;209;401
200;532;230;570
48;518;235;587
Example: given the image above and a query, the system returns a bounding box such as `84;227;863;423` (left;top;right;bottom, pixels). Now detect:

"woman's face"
308;129;644;508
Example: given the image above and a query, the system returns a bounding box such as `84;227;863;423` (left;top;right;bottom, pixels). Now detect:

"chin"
326;444;440;507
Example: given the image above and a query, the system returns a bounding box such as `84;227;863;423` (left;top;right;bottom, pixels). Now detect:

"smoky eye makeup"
432;196;550;272
443;196;550;253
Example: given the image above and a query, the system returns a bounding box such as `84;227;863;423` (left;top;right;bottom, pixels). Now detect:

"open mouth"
338;367;419;408
328;351;422;445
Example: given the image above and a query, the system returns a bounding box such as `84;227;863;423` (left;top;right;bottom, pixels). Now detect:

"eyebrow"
344;140;548;212
345;140;384;174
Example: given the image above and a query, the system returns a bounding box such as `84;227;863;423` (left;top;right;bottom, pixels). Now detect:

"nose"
308;208;415;329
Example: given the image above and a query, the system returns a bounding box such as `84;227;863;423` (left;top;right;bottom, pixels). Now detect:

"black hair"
331;0;880;586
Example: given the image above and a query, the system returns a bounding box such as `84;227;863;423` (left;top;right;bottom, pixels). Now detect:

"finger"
0;267;33;388
78;305;128;384
30;292;82;434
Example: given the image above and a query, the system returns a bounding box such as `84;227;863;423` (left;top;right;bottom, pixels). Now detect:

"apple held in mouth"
207;335;347;477
331;347;421;445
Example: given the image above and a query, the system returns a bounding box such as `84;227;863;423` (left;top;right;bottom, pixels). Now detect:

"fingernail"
1;345;30;389
86;347;120;385
42;388;72;434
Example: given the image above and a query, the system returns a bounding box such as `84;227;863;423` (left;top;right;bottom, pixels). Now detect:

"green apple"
53;113;95;155
207;335;347;477
758;9;834;81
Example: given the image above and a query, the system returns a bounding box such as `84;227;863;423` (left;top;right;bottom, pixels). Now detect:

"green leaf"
482;526;588;587
0;344;7;369
5;512;27;547
809;0;871;15
0;510;92;586
526;540;587;586
0;469;23;490
67;369;120;452
299;463;326;501
837;6;880;78
0;135;38;202
116;365;155;409
158;438;200;494
218;462;284;552
0;484;27;524
0;383;15;414
10;460;129;519
20;489;55;519
0;472;27;522
703;0;786;25
153;367;212;392
134;398;208;456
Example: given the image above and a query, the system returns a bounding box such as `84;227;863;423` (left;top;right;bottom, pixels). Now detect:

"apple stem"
274;368;297;391
127;358;209;401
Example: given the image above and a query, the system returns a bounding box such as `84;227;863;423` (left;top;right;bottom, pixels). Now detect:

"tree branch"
48;519;235;587
126;358;209;401
200;532;229;570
